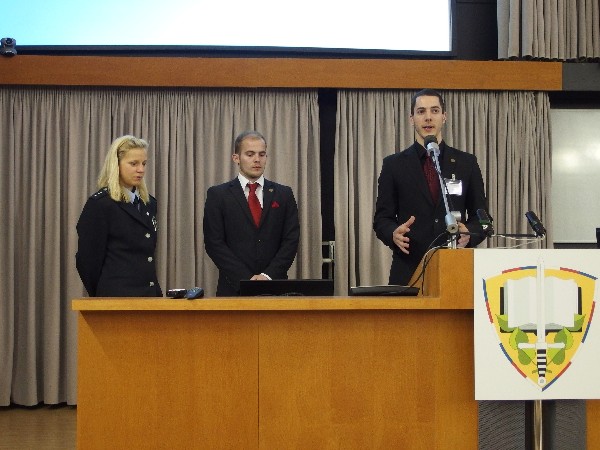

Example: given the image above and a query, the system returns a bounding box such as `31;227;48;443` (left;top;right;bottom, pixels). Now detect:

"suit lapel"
229;179;257;227
119;201;153;230
404;144;435;206
260;180;275;227
138;201;158;231
411;142;463;208
441;145;459;181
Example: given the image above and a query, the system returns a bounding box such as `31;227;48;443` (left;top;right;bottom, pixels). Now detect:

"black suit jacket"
373;142;487;285
203;178;300;296
76;188;162;297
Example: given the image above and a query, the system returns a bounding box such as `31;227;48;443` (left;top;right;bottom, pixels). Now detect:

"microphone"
525;211;546;237
424;135;439;157
476;208;495;237
423;135;457;235
445;213;459;234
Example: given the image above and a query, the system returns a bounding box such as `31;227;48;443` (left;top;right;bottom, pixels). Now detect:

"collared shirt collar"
416;140;446;161
125;187;139;203
238;173;265;189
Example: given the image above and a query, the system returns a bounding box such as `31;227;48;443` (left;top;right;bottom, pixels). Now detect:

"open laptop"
349;285;419;296
239;279;334;297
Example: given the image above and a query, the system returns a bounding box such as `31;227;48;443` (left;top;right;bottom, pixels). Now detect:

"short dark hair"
410;89;446;115
234;131;267;154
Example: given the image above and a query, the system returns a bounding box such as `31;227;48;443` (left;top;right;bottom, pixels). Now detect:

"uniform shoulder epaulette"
90;187;109;200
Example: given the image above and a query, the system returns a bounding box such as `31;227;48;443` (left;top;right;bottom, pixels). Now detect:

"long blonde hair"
97;135;150;203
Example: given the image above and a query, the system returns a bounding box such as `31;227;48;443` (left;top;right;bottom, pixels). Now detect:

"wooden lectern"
73;248;477;449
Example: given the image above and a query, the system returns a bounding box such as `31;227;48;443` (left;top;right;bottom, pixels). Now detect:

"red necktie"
423;154;440;204
247;183;262;227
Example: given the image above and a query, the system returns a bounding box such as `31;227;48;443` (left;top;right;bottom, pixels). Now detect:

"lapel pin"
269;188;274;192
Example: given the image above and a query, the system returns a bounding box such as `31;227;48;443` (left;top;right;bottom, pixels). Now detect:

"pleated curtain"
334;89;552;295
0;87;322;406
498;0;600;60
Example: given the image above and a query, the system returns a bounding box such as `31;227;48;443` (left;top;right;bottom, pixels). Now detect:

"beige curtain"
498;0;600;59
334;90;552;295
0;87;321;406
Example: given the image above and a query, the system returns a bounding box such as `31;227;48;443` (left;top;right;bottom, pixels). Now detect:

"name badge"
445;178;463;196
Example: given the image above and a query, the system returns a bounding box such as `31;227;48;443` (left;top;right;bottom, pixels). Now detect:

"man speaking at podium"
373;89;488;285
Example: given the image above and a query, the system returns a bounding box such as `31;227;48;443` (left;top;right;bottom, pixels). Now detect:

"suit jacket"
203;178;300;296
373;142;487;285
76;188;162;297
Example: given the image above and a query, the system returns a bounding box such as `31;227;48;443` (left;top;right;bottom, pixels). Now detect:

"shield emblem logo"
482;260;596;391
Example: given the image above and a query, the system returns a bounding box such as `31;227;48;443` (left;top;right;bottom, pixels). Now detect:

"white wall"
551;109;600;243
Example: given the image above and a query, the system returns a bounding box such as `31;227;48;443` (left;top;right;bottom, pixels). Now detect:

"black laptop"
349;285;419;296
239;279;334;297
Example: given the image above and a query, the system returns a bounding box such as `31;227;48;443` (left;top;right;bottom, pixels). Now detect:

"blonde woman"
76;135;162;297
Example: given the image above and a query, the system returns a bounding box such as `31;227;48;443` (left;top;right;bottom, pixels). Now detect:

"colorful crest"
482;262;596;391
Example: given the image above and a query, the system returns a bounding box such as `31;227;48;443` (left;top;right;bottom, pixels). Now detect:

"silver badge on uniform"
152;216;158;232
445;178;463;196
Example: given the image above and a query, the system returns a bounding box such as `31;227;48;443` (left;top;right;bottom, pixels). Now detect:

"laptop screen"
239;279;334;297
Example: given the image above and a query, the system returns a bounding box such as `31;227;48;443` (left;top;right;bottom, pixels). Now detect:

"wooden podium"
73;249;477;449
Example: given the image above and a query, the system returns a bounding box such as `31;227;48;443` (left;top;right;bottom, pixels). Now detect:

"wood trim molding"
0;56;563;91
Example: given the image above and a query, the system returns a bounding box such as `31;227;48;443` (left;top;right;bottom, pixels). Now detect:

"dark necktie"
133;196;141;212
423;154;440;204
247;183;262;227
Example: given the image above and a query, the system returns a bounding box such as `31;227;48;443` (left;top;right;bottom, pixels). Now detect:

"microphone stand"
494;232;538;238
428;146;459;248
477;209;546;240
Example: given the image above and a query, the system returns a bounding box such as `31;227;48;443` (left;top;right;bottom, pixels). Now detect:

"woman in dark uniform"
76;135;162;297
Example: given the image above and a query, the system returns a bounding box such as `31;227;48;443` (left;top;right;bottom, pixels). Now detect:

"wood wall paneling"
0;56;562;90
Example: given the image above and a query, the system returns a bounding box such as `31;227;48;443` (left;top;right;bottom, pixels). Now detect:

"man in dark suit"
373;89;487;285
203;131;300;296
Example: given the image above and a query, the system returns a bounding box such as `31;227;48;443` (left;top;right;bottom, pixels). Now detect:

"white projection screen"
551;109;600;244
2;0;453;54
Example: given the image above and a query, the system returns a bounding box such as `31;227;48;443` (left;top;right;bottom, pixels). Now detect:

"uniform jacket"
203;178;300;296
76;188;162;297
373;141;487;285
